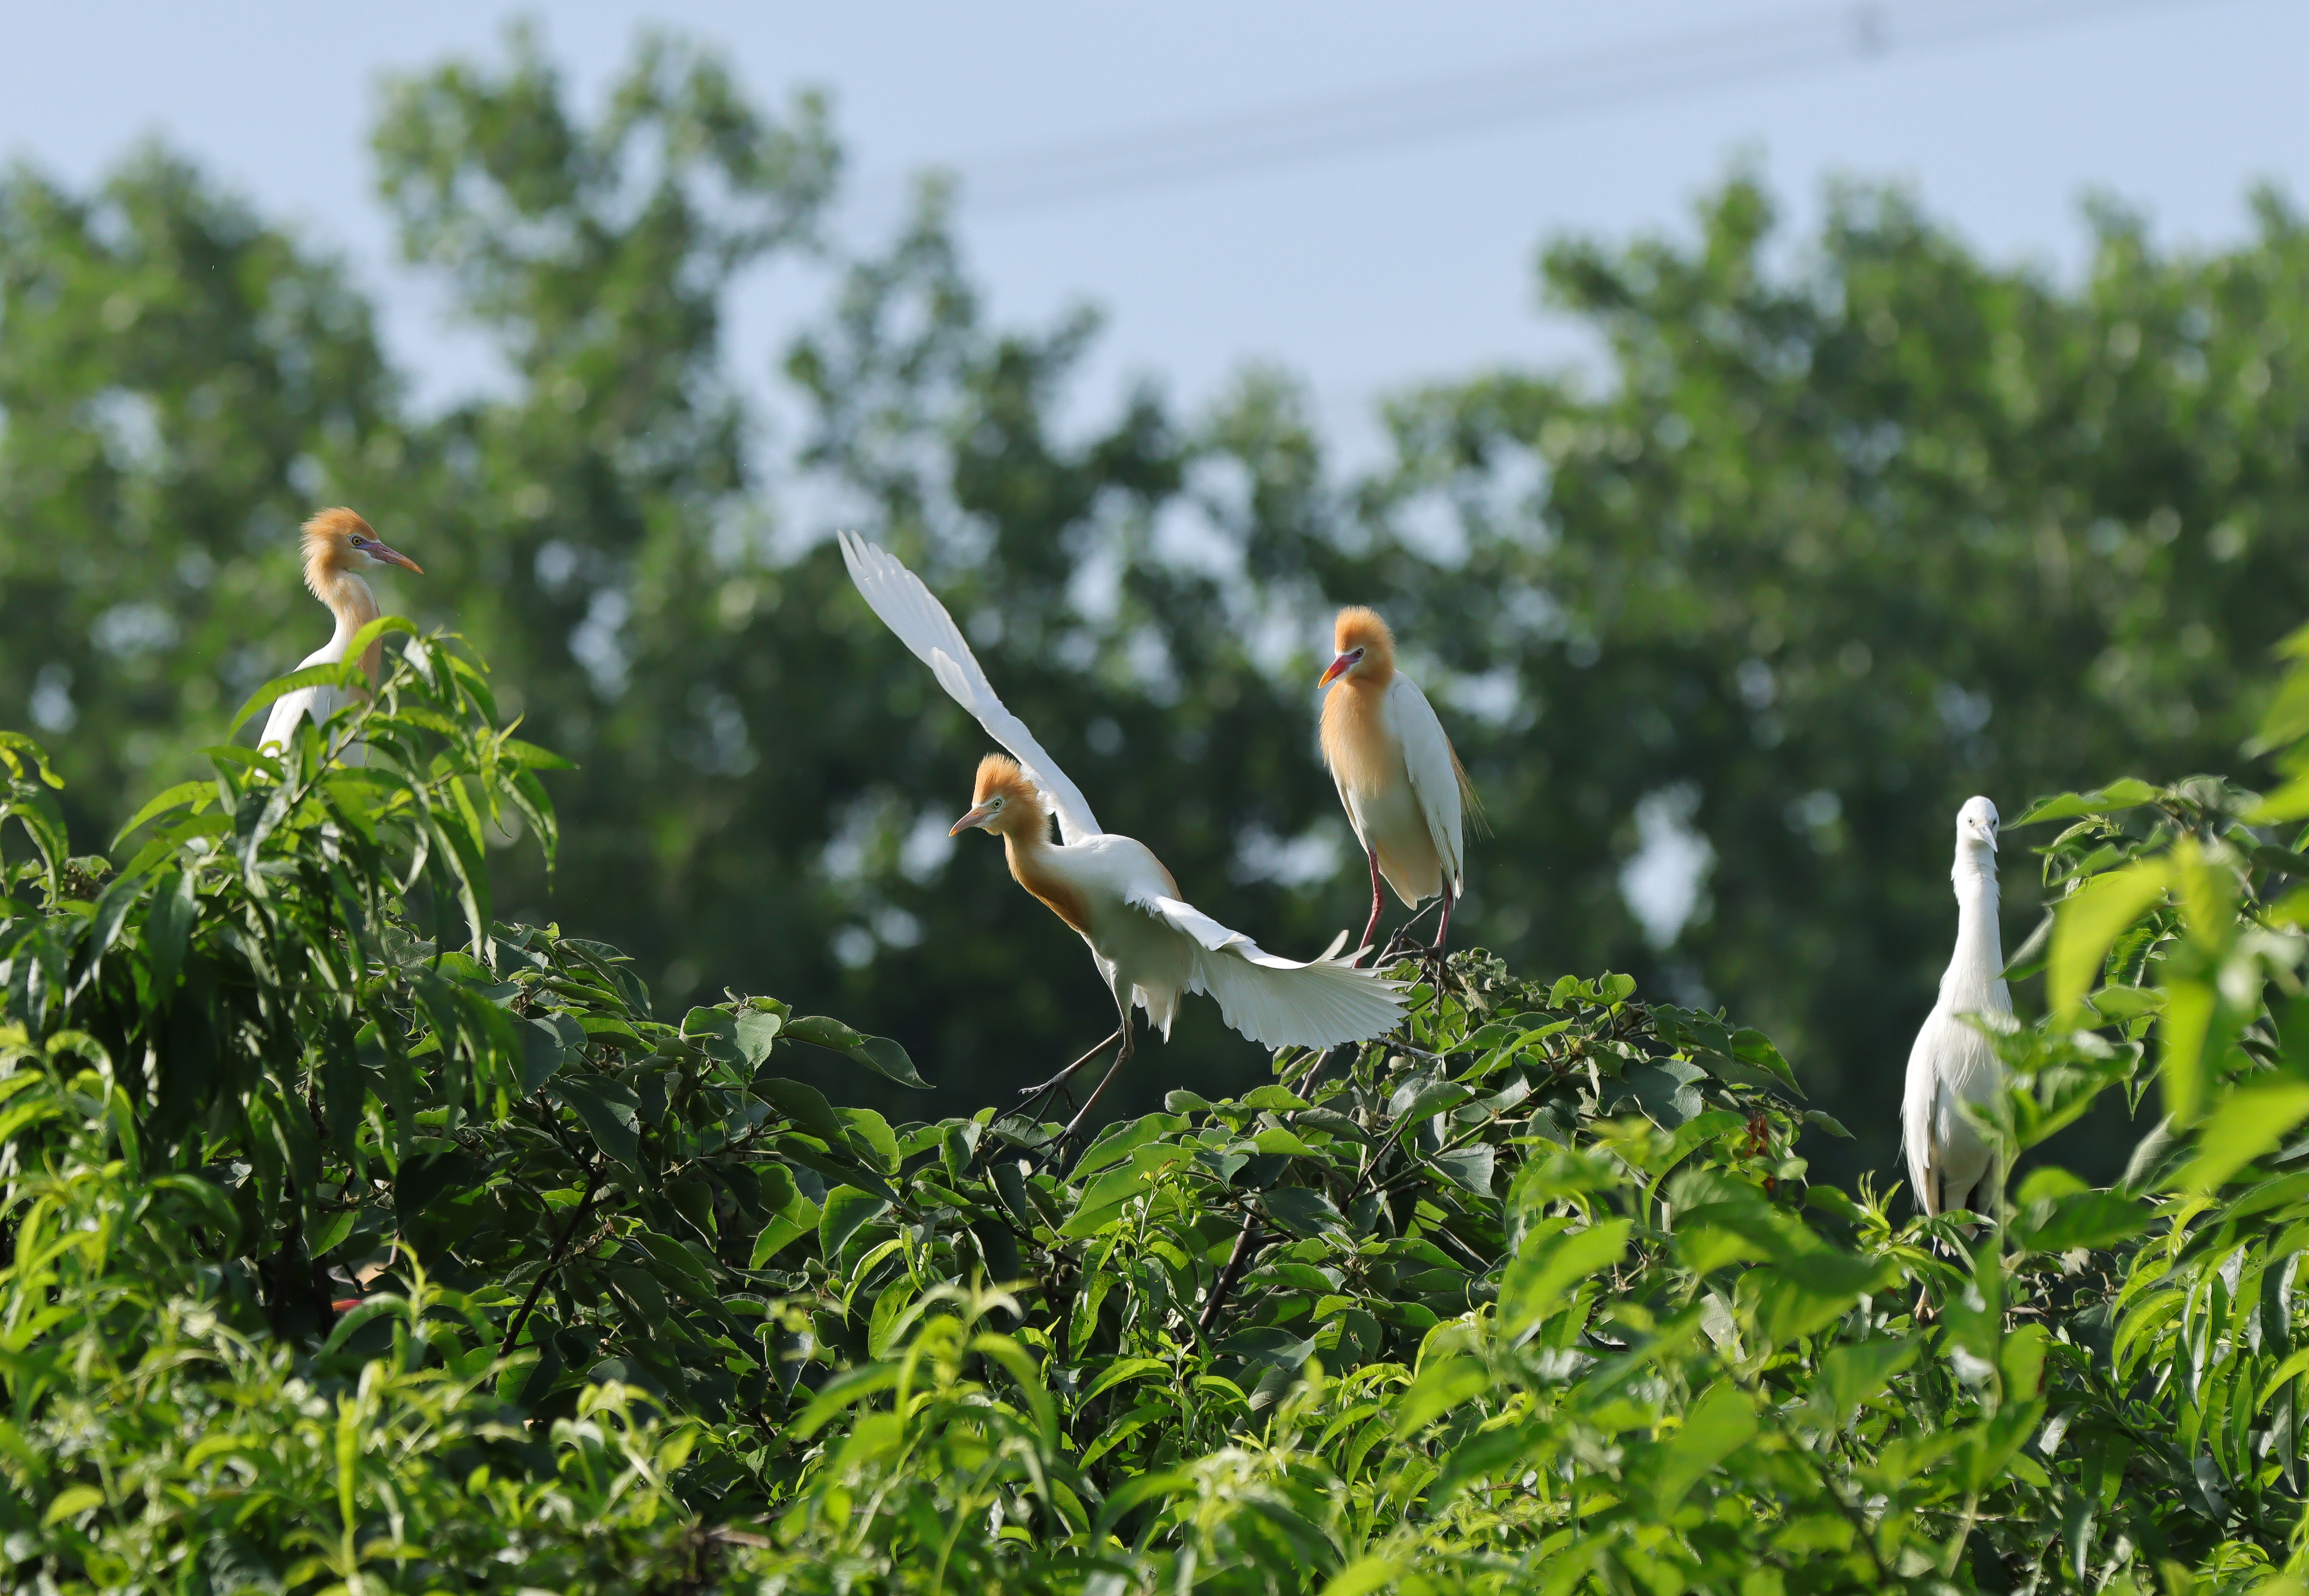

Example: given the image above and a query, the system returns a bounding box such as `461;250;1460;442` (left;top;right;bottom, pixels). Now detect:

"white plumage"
1346;673;1467;904
838;531;1405;1098
1318;606;1476;958
1901;795;2010;1222
258;636;368;758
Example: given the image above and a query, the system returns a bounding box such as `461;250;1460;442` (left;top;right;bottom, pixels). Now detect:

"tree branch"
500;1159;604;1359
1197;1208;1266;1335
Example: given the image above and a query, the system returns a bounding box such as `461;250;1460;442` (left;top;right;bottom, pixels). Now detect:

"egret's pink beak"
1318;649;1361;688
370;542;423;575
950;801;999;836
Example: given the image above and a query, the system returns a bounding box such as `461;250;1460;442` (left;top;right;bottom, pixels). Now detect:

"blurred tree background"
3;28;2303;1186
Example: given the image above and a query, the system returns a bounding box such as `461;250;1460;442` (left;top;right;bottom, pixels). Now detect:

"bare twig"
500;1160;604;1358
1197;1209;1266;1335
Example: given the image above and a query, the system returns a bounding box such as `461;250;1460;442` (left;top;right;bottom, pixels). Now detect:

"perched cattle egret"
1318;607;1476;963
1901;796;2010;1228
839;533;1406;1141
257;508;422;759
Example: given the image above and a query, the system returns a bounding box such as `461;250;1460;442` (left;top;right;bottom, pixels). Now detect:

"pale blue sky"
2;0;2301;459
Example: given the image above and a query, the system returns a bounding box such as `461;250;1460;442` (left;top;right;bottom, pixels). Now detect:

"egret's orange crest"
1331;606;1397;683
972;753;1044;817
301;508;381;599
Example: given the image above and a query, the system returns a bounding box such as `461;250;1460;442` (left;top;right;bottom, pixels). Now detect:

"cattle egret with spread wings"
1901;796;2010;1231
838;532;1406;1144
257;508;423;761
1318;607;1476;964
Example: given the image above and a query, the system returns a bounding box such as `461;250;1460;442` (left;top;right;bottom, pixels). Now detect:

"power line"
910;0;2226;219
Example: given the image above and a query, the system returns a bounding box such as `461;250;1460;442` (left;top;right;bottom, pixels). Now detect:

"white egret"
1317;606;1476;963
257;508;422;759
838;532;1406;1142
1901;795;2010;1228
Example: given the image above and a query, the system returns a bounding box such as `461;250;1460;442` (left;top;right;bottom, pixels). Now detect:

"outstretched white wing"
1132;890;1405;1049
838;532;1103;845
1387;673;1468;895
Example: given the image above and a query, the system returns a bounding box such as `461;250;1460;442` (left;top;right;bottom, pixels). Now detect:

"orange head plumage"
298;508;420;681
300;508;422;602
950;754;1049;841
1319;606;1396;690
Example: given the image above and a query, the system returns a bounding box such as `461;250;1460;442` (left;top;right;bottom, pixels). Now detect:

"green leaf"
1431;1144;1496;1195
2019;1184;2150;1251
1813;1338;1918;1428
839;1107;901;1174
1075;1113;1190;1177
230;662;362;736
503;738;577;770
732;1008;782;1066
1392;1358;1489;1436
1391;1080;1475;1134
1066;1145;1191;1236
545;1075;642;1166
1728;1028;1800;1094
142;870;197;997
1252;1126;1322;1158
1084;1356;1171;1402
1260;1186;1349;1240
757;1077;850;1146
749;1211;816;1269
2017;779;2163;825
2049;860;2171;1017
789;1365;899;1440
42;1484;107;1526
2174;1080;2309;1193
110;780;213;849
819;1186;892;1261
1655;1383;1757;1508
1318;1559;1405;1596
784;1013;929;1088
1238;1085;1311;1112
518;1020;567;1092
1498;1218;1630;1338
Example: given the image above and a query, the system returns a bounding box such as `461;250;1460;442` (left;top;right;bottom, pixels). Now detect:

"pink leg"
1433;884;1455;952
1057;1020;1136;1152
1355;848;1385;965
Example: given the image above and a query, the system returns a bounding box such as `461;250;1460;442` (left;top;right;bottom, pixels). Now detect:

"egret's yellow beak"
370;542;423;575
1318;648;1363;688
950;801;1000;836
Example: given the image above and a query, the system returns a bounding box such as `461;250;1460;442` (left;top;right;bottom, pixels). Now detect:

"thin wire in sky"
920;0;2226;218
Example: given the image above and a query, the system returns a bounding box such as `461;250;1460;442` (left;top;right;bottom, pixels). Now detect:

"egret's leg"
1006;1028;1124;1136
1354;849;1385;965
1416;885;1457;985
1019;1029;1124;1099
1055;1020;1138;1153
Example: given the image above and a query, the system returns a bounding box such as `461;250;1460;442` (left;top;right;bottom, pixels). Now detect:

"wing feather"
1387;674;1466;894
1131;890;1405;1049
838;532;1102;843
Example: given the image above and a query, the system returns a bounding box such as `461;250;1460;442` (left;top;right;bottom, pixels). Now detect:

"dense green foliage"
6;31;2307;1181
9;622;2309;1590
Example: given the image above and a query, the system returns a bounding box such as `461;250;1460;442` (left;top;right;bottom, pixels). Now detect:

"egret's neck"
1943;850;2006;1009
1321;676;1395;796
320;572;383;679
995;814;1092;933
